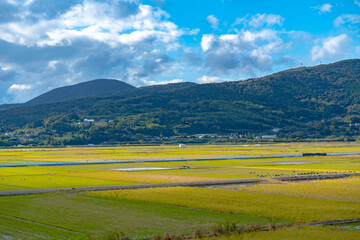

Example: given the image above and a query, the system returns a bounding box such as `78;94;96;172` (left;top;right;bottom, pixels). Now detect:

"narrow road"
0;172;359;197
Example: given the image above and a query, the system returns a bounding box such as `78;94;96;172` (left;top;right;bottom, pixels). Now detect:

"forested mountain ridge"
0;59;359;145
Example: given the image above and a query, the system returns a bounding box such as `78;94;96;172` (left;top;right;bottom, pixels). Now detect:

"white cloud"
7;84;32;92
311;34;352;61
1;65;11;71
0;1;184;48
200;27;284;75
320;3;332;13
355;0;360;7
143;78;184;85
201;34;215;51
334;14;360;26
206;15;219;29
197;75;227;83
232;14;283;28
48;60;59;69
313;3;333;14
248;14;283;27
6;84;33;102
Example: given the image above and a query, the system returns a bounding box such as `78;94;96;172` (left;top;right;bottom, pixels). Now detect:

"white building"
261;135;277;139
84;118;95;122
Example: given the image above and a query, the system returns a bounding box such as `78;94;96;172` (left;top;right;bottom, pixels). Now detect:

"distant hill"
26;79;136;105
0;59;359;145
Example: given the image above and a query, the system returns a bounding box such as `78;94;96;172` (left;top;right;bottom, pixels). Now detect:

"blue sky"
0;0;359;103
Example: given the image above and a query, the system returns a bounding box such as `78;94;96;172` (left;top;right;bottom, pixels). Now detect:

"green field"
0;143;359;239
0;193;279;240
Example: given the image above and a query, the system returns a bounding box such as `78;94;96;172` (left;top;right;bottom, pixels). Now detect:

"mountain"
0;59;359;145
26;79;136;105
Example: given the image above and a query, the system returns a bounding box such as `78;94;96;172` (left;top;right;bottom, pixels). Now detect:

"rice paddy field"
0;142;359;163
202;226;360;240
0;142;359;239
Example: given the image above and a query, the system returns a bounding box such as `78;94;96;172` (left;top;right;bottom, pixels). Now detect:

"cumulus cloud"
0;1;182;48
320;3;332;13
200;28;284;75
197;75;231;84
334;14;360;27
0;0;193;102
201;34;215;51
143;78;184;85
206;15;219;29
198;13;313;76
313;3;333;14
8;84;32;91
232;14;283;28
355;0;360;7
6;84;33;102
311;34;352;61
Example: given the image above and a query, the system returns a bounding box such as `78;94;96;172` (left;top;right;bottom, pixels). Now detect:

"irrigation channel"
0;172;359;197
1;152;359;168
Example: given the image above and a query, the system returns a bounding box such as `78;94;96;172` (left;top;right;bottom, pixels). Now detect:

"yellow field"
236;177;360;202
0;142;359;190
0;142;359;163
87;184;360;223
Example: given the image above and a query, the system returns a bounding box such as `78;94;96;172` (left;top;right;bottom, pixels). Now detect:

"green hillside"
0;59;359;145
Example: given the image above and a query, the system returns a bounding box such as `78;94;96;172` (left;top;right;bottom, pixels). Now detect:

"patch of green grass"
0;193;280;238
0;214;84;240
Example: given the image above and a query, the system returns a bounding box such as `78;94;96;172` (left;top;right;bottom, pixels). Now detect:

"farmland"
202;226;360;240
0;142;359;239
88;183;360;223
0;142;359;163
